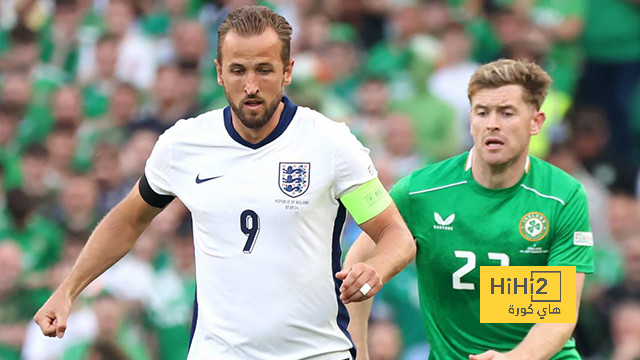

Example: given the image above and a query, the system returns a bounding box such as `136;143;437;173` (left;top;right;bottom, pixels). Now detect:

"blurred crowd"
1;0;640;359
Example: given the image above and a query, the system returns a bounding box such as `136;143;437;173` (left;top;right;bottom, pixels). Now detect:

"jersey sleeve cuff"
139;174;175;208
548;262;594;274
571;265;594;274
341;177;392;224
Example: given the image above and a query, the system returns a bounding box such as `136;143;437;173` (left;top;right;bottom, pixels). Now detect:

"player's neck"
471;152;528;189
232;101;285;144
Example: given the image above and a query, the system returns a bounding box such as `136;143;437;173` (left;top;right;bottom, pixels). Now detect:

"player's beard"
227;89;283;130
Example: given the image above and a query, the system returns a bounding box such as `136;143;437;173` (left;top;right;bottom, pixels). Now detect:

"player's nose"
244;72;259;95
486;113;500;130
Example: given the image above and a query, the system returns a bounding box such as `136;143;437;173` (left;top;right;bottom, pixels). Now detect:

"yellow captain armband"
340;177;392;224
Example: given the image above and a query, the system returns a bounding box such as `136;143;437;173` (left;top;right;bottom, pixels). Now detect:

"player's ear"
215;59;224;86
530;110;546;135
283;59;294;86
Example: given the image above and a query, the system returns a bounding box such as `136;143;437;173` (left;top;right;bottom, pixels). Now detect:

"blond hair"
467;59;552;110
217;6;292;67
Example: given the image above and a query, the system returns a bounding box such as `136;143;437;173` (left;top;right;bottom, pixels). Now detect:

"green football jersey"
390;151;594;360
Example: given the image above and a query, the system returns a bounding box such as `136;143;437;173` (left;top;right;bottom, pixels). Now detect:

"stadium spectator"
0;104;21;152
119;126;160;181
53;174;99;233
368;318;403;360
45;123;78;180
93;142;135;217
172;20;209;66
0;189;63;273
61;293;150;360
428;22;479;150
380;113;423;183
79;34;121;119
52;86;83;128
349;77;391;156
610;300;640;360
136;64;197;132
578;0;640;162
146;229;195;360
588;230;640;358
0;241;34;360
76;82;139;165
40;0;82;75
77;0;157;90
86;338;129;360
20;143;58;219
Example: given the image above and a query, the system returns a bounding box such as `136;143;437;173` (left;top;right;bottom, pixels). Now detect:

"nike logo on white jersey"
434;212;455;231
195;174;224;184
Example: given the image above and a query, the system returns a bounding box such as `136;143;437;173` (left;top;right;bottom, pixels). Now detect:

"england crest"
279;162;310;198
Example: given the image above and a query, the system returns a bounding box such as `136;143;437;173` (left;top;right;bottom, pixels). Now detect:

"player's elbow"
398;227;417;264
381;223;416;270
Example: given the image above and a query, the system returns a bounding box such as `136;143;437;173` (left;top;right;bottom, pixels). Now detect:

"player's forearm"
365;226;415;284
59;204;151;301
343;233;376;359
346;298;373;360
507;323;576;360
344;233;377;269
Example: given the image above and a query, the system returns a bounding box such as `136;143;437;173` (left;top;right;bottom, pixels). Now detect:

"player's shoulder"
293;105;351;133
395;152;469;195
290;105;360;152
160;108;223;141
526;156;585;201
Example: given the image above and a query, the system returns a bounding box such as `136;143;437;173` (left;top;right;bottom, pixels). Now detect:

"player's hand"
335;262;382;304
469;350;512;360
33;290;73;338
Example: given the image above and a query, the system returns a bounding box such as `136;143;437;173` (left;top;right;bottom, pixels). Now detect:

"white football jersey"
142;97;376;360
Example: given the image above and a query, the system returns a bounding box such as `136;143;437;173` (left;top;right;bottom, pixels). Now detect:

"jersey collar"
464;148;531;196
223;95;298;149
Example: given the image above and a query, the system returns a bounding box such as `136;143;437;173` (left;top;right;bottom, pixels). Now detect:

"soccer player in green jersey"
342;59;594;360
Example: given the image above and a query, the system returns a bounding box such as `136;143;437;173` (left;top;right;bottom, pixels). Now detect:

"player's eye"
258;68;273;75
231;68;245;75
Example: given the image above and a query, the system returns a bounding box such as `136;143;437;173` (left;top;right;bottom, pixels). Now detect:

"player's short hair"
97;33;119;47
23;143;49;159
6;188;34;228
217;5;292;67
50;121;78;135
0;103;22;121
9;22;37;46
87;339;128;360
468;59;552;110
55;0;76;9
114;81;137;95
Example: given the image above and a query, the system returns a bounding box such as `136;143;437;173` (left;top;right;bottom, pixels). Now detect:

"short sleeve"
333;123;377;199
141;131;176;207
390;175;412;227
547;184;594;273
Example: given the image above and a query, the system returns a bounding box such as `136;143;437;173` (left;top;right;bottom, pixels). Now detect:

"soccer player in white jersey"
33;6;416;360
